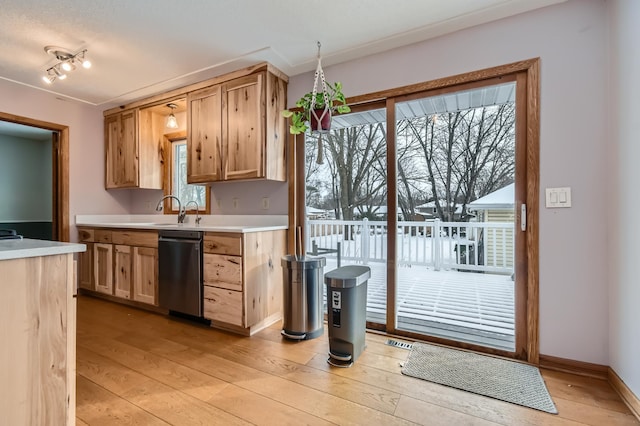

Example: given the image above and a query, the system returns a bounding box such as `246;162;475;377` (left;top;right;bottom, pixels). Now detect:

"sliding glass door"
393;81;518;351
304;105;389;328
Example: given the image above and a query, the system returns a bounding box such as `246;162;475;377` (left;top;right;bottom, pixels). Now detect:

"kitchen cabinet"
132;246;158;305
78;241;93;290
203;229;286;335
94;243;113;295
187;69;287;183
104;108;164;190
114;245;132;299
188;85;223;182
77;227;158;306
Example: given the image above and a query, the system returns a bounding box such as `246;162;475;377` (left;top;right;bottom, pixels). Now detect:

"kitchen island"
0;238;85;426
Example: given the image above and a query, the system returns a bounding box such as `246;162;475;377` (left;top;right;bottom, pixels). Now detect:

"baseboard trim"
609;368;640;421
539;354;608;380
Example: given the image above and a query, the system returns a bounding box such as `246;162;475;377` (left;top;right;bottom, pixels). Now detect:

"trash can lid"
281;255;326;269
324;265;371;288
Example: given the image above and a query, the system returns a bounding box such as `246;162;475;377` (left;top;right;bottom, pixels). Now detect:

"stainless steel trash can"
281;255;326;340
324;265;371;367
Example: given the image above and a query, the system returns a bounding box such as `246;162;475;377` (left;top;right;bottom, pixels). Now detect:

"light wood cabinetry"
114;244;132;299
78;227;158;306
0;252;77;425
133;246;158;305
104;62;287;188
203;229;286;334
188;85;223;182
187;70;287;183
105;110;138;188
78;242;94;290
104;107;164;190
94;243;113;295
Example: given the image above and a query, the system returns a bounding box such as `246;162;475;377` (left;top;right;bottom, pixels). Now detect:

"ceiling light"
166;103;179;129
42;46;90;84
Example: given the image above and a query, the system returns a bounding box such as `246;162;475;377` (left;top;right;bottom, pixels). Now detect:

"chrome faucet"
155;195;186;223
184;200;201;226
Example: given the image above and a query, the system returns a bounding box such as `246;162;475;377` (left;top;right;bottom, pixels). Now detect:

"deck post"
434;219;441;271
361;218;370;265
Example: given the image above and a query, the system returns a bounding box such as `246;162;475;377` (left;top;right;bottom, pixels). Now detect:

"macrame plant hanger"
310;41;330;164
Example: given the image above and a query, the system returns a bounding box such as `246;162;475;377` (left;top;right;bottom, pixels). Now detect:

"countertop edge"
75;222;289;233
0;239;86;261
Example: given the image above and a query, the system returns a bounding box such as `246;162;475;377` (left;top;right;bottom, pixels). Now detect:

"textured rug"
401;342;558;414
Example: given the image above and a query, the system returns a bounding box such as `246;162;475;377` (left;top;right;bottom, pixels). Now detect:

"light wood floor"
76;296;639;425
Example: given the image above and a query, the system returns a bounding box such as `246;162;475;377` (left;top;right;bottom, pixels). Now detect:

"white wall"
290;0;610;364
0;79;131;240
607;0;640;399
0;134;52;221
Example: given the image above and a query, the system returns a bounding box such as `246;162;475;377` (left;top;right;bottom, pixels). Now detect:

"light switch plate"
545;187;571;208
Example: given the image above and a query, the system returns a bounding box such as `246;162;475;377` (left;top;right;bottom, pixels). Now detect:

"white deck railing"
308;218;514;275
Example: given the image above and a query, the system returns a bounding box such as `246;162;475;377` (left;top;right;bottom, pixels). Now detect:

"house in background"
468;183;515;270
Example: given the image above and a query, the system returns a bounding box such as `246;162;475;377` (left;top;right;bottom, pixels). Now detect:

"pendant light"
166;103;179;129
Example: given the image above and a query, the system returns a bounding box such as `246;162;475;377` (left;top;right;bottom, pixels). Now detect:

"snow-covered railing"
307;218;514;274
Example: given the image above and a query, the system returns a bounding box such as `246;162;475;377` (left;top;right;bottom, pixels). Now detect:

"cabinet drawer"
112;230;158;248
94;230;112;243
204;233;242;255
203;286;242;326
77;228;94;242
204;253;242;291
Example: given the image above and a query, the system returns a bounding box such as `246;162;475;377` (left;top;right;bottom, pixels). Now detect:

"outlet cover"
262;197;270;210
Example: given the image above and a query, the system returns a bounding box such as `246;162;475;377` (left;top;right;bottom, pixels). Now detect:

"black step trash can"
281;255;326;340
324;265;371;367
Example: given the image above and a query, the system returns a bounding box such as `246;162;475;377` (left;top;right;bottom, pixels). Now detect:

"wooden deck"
323;260;515;351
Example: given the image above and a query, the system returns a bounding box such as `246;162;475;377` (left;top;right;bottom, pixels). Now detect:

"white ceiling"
0;0;564;138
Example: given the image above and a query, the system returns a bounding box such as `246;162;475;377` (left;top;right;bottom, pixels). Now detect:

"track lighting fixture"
42;46;91;84
166;103;179;129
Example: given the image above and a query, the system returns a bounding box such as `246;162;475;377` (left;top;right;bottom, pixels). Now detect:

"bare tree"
400;103;515;222
308;123;387;221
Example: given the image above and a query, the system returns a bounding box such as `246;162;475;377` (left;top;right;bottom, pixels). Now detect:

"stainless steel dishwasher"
158;229;204;317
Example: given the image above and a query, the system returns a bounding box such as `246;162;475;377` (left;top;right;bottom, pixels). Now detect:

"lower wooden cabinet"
203;229;286;334
94;243;113;295
78;228;158;306
133;246;158;305
78;242;93;290
114;245;132;299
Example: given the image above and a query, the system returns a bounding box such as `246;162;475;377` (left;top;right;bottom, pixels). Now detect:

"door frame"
0;112;70;242
288;58;540;363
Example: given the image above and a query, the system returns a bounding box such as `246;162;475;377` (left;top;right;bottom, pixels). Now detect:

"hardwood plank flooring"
76;296;638;425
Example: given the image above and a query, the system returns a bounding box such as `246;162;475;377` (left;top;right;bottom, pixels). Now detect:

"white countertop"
75;214;288;233
0;238;86;261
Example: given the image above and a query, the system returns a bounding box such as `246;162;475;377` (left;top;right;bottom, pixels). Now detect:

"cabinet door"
223;73;264;181
105;110;138;188
187;85;222;183
133;247;158;305
114;245;132;299
94;243;113;295
78;242;94;290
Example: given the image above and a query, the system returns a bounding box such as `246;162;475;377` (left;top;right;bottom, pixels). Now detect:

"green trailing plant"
281;81;351;134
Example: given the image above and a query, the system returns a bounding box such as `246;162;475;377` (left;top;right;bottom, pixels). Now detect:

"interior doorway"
0;112;69;242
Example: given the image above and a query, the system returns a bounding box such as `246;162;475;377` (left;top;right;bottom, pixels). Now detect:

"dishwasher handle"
159;236;201;243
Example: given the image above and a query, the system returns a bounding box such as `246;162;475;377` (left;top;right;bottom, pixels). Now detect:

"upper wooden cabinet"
104;62;288;187
104;108;164;190
188;85;223;182
187;70;287;183
105;110;138;188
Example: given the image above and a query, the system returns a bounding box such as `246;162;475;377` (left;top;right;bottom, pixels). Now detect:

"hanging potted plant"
281;81;351;134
